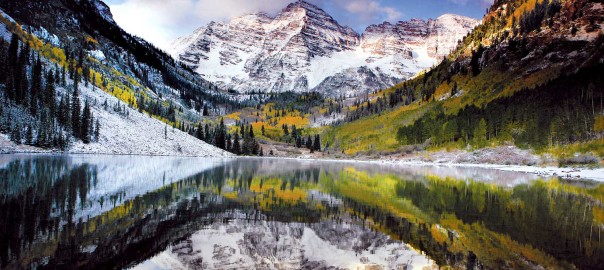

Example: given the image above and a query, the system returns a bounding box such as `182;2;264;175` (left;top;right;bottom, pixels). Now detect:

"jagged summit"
170;1;479;96
283;0;333;17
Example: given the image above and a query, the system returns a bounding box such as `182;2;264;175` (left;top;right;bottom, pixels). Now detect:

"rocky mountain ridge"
171;1;479;97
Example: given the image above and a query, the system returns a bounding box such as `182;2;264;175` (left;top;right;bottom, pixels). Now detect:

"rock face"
170;1;478;97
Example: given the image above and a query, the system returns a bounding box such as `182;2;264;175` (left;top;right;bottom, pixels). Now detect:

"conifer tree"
232;133;241;155
215;118;226;150
95;119;100;142
81;100;92;143
30;55;42;114
45;72;56;114
306;135;313;150
71;87;81;138
196;123;204;140
6;33;19;101
10;123;21;144
25;125;33;145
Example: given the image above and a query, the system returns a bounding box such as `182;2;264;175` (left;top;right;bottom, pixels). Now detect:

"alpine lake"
1;154;603;269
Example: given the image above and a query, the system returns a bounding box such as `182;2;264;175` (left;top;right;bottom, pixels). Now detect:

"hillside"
0;0;232;157
323;0;604;164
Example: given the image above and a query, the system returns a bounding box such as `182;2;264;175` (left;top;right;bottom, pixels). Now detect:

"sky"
104;0;493;50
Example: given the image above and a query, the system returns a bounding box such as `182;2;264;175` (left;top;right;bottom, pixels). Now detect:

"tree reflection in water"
0;155;602;269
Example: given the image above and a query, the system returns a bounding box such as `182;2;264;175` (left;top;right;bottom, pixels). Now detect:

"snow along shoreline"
259;156;604;182
2;143;601;182
0;134;234;158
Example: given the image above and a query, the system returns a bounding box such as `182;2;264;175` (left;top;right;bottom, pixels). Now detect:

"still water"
0;154;603;269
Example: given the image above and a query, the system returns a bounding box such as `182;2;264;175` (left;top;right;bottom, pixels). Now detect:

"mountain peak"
282;0;335;21
170;1;477;96
285;0;323;12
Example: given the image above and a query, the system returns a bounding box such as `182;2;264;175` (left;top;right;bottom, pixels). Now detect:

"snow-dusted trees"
0;33;97;149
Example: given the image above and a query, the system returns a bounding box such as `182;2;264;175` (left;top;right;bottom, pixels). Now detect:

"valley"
0;0;604;269
0;0;602;174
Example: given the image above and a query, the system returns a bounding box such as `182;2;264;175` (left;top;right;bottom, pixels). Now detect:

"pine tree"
226;134;232;152
215;118;227;150
6;33;19;101
81;100;92;143
95;119;100;142
71;87;81;138
45;71;56;114
61;66;66;86
196;123;204;140
16;42;30;105
36;122;46;147
30;55;42;114
313;134;321;152
232;133;241;155
306;135;313;150
11;122;22;144
25;125;33;145
204;123;211;143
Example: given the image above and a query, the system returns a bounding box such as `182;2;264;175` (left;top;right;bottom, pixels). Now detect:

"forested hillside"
0;0;235;155
324;0;604;161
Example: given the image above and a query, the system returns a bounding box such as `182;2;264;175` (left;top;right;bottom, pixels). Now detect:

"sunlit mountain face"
1;155;602;269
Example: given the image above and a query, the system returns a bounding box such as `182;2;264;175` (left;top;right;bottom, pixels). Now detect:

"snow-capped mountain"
170;1;479;97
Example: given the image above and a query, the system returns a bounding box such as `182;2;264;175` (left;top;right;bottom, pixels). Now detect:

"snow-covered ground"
68;83;232;157
1;81;233;157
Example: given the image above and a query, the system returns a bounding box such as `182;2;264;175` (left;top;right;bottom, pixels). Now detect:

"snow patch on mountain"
170;1;478;96
92;0;116;24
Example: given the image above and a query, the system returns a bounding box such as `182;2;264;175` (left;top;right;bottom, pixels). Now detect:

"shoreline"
256;155;604;182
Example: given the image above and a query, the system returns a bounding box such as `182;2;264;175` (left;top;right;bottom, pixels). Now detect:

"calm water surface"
0;154;603;269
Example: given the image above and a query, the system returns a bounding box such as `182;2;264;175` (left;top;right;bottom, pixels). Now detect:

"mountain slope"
170;1;478;97
325;0;604;161
0;0;232;156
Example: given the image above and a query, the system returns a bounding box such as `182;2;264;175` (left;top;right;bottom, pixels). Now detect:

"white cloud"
447;0;493;7
193;0;292;22
110;0;292;50
331;0;402;26
109;0;403;50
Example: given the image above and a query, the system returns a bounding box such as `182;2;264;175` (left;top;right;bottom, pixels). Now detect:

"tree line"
187;119;263;156
0;34;98;149
397;63;604;150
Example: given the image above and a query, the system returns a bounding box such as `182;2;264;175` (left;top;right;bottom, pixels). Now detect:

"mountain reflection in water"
0;155;602;269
